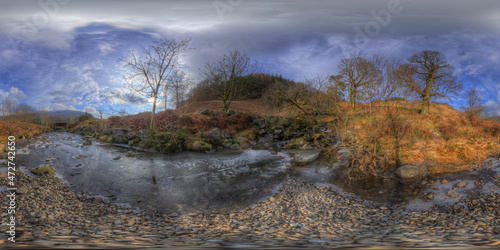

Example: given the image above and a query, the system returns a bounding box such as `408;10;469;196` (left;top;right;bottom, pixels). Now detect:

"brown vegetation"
334;100;500;175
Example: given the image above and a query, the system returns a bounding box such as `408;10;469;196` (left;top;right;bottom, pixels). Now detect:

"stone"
31;166;55;176
426;192;434;200
113;156;122;160
441;179;448;184
395;165;427;179
16;186;28;194
112;135;128;144
226;109;235;116
446;190;459;199
200;109;210;115
126;131;137;140
453;181;468;189
138;129;149;140
82;140;92;146
202;128;221;140
101;126;112;135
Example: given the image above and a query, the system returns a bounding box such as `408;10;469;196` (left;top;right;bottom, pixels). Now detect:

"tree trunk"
420;94;430;115
149;96;157;138
350;90;356;111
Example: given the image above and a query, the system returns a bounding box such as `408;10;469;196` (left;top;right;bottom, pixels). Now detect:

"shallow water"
12;132;499;214
15;132;335;214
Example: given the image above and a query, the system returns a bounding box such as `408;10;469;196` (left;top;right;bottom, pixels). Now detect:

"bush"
77;113;94;122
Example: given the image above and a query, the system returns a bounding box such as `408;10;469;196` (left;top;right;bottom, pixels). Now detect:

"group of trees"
0;99;37;123
332;50;463;116
117;36;491;136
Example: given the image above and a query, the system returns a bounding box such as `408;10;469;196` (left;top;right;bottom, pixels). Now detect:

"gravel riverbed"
1;170;499;249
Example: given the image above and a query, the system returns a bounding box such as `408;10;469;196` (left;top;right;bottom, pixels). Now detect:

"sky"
1;0;500;117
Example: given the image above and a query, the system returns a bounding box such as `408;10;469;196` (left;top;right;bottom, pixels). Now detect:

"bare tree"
400;50;462;115
96;106;106;120
1;98;16;117
333;54;383;111
460;86;485;123
200;49;260;110
118;37;190;135
168;70;192;109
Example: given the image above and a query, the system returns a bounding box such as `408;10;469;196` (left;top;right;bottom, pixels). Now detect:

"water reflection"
18;132;332;214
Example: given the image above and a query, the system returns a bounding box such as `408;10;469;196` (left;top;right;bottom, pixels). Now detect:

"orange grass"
343;101;500;174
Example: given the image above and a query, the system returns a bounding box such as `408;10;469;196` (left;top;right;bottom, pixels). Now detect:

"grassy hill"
332;100;500;175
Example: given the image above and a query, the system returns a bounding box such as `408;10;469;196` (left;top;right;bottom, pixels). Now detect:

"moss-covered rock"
284;136;312;149
31;166;55;176
163;139;182;153
111;135;128;144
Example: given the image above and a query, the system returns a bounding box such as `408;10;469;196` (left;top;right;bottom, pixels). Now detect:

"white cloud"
83;105;99;117
0;87;27;104
98;42;115;55
485;100;500;116
46;103;77;111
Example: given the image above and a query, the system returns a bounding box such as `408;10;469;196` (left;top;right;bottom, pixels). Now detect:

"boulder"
16;186;28;194
112;135;129;144
101;126;112;135
31;166;55;176
395;165;427;179
453;181;468;189
226;109;235;116
112;128;130;137
289;149;321;165
126;131;137;140
200;109;210;115
138;129;149;140
202;128;222;140
446;190;459;199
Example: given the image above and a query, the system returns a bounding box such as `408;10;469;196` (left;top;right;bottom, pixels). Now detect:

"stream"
10;132;500;214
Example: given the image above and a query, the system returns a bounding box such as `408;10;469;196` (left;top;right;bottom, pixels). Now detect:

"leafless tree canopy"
167;70;192;109
118;38;190;133
400;50;462;115
334;54;383;111
200;49;260;110
460;86;485;123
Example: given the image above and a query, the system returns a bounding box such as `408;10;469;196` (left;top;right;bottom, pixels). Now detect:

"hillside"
332;99;500;175
179;98;282;116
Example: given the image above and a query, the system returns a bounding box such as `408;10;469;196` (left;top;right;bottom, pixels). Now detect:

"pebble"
446;190;459;199
1;171;498;249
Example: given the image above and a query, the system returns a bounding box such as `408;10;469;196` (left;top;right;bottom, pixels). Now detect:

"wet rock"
200;109;210;115
202;128;221;140
290;149;321;164
395;165;427;179
441;179;448;184
226;109;235;116
113;156;121;160
453;181;468;189
426;192;434;200
126;131;137;140
82;140;92;146
446;190;459;199
138;129;149;140
30;166;55;176
17;186;28;194
112;135;128;144
474;180;481;186
101;126;112;135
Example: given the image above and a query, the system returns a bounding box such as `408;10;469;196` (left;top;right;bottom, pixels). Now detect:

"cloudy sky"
1;0;500;116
